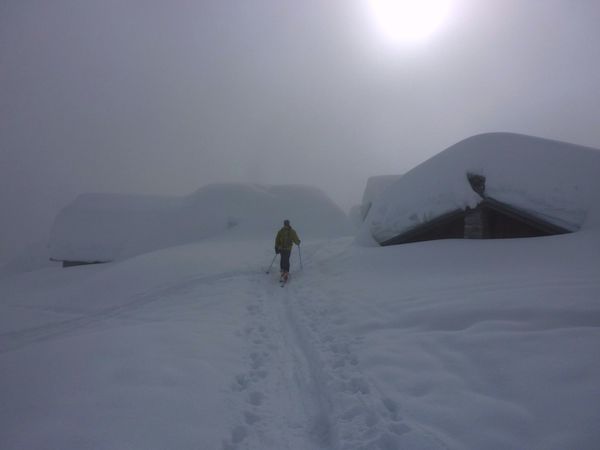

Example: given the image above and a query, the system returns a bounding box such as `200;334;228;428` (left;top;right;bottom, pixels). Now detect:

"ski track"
0;271;253;354
221;274;333;450
222;268;449;450
2;242;450;449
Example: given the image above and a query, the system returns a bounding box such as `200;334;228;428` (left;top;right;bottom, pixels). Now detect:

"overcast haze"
2;0;600;260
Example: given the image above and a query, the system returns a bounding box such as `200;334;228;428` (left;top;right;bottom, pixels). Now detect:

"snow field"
0;250;262;449
305;234;600;450
1;229;599;449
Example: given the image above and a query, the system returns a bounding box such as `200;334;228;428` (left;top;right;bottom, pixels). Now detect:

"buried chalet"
48;184;350;267
360;132;600;246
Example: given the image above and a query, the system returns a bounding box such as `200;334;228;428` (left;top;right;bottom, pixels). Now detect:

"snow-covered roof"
48;183;350;262
360;175;403;220
360;132;600;245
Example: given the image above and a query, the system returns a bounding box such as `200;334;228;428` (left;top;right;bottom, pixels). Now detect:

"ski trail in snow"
222;265;449;450
0;271;251;354
222;274;334;450
275;281;337;448
285;267;451;450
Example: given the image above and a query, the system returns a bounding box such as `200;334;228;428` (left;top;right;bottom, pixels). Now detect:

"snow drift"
360;175;403;221
48;183;350;263
360;132;600;245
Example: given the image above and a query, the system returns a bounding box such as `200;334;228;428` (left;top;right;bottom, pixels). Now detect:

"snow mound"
360;132;600;244
360;174;403;220
48;183;350;263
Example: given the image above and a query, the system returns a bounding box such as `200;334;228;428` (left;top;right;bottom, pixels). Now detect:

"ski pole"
265;253;277;274
298;244;303;270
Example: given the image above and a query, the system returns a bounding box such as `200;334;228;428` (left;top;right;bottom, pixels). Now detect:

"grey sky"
2;0;600;259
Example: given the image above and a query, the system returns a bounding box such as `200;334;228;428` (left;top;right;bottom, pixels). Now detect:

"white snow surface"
360;133;600;244
360;175;404;220
3;134;600;449
1;230;600;450
48;183;350;262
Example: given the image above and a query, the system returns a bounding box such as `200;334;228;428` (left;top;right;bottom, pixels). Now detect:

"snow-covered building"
360;133;600;246
360;175;403;221
49;183;351;266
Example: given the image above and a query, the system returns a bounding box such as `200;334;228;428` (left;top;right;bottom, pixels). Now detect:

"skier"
275;219;301;283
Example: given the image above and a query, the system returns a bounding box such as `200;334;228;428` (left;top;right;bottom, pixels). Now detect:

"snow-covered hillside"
48;183;350;263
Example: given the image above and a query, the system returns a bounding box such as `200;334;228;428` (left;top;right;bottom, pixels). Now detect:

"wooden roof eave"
379;208;465;246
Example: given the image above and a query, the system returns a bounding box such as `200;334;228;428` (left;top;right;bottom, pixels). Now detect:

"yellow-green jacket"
275;226;301;251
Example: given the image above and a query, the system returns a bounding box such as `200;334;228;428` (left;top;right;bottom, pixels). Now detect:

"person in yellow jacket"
275;219;301;281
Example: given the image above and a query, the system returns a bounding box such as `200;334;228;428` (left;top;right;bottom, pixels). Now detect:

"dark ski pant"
279;249;291;273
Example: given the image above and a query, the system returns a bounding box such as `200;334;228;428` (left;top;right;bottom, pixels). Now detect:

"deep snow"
360;175;403;220
2;135;600;449
1;229;599;449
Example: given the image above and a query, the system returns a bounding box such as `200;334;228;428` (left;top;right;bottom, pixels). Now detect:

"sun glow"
366;0;453;44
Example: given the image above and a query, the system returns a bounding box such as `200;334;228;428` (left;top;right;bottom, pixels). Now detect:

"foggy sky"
2;0;600;260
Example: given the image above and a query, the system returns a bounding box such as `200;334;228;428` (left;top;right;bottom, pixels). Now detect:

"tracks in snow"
0;271;251;354
222;275;334;450
222;272;448;450
2;248;448;449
